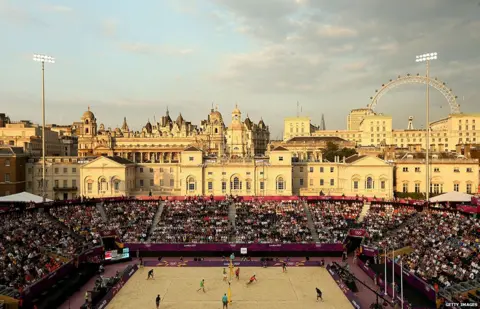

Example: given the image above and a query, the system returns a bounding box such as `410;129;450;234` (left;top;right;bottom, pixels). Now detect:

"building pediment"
80;156;133;169
346;155;390;166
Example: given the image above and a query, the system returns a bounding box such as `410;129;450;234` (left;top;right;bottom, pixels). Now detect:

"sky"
1;0;479;139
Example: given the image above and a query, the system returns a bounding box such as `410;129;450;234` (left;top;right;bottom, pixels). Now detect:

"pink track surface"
61;256;393;309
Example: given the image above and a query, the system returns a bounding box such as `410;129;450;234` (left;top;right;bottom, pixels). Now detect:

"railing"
53;186;78;191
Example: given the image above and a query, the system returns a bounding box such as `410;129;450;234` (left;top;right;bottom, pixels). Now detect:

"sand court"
107;266;353;309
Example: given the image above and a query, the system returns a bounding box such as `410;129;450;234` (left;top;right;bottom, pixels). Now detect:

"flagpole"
392;249;395;299
401;258;404;308
384;245;387;295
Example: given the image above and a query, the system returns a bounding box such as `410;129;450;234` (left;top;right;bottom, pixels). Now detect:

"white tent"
429;191;473;203
0;192;53;203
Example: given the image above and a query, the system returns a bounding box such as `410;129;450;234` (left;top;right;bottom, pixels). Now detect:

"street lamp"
33;54;55;202
415;52;437;203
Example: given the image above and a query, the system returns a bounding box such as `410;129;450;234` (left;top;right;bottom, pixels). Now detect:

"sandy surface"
107;266;353;309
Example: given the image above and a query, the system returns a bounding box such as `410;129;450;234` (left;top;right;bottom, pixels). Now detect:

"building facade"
75;106;270;160
25;156;95;200
0;146;27;196
395;153;479;195
286;109;480;153
0;121;63;156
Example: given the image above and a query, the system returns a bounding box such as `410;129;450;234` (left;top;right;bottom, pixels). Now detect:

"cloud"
211;0;480;110
120;43;195;56
0;0;48;26
317;25;357;38
47;5;73;13
102;19;118;38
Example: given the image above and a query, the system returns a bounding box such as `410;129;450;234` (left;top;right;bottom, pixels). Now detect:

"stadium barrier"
95;264;138;309
22;246;104;304
147;260;322;267
126;243;344;256
357;258;433;307
326;264;362;309
360;245;379;257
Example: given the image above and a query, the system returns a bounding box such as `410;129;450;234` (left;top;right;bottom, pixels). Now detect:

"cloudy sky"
1;0;479;138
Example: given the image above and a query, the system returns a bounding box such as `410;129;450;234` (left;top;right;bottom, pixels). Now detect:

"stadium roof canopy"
429;191;473;203
0;191;52;203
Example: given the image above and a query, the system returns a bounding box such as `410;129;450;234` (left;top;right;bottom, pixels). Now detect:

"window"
246;181;251;191
208;182;213;191
231;177;241;190
140;168;144;173
170;179;174;187
434;168;440;172
187;178;195;191
299;179;304;186
4;173;11;182
454;167;460;173
63;168;67;173
330;167;334;173
150;179;154;186
279;156;284;161
87;183;92;193
353;181;358;190
63;180;67;187
259;181;264;190
160;168;164;172
222;181;227;192
431;183;443;194
381;181;385;190
72;167;77;173
150;168;154;173
299;167;303;172
402;167;408;172
72;180;76;188
189;157;194;161
366;177;374;189
4;159;10;167
55;180;59;187
276;177;285;191
414;183;420;193
160;179;164;186
467;183;472;194
467;168;473;173
330;179;334;186
208;172;213;175
309;179;313;186
320;167;324;173
54;168;59;174
309;167;314;173
415;167;421;173
402;183;408;193
139;180;144;187
320;179;324;186
454;183;459;192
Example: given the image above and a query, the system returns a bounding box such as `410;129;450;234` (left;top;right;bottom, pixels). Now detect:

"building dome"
82;106;95;119
232;105;241;114
209;109;223;122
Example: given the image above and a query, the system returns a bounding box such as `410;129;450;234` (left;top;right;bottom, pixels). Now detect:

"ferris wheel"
368;74;461;114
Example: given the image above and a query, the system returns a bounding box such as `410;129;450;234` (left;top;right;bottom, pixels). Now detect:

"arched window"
100;178;108;191
187;177;196;191
215;128;218;133
85;119;89;124
276;177;285;191
231;177;241;190
366;177;374;189
113;180;120;191
85;128;89;134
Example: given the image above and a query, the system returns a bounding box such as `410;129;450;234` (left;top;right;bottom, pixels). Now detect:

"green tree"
322;142;357;162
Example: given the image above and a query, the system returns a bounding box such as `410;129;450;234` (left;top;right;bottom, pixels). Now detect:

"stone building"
0;146;27;196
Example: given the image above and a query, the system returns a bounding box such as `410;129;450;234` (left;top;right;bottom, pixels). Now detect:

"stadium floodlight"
415;52;437;209
33;53;55;202
33;54;55;63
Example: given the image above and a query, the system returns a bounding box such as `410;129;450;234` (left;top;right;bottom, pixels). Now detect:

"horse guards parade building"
1;75;480;200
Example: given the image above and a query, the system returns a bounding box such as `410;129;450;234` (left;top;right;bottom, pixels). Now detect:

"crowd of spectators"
377;210;480;288
308;201;363;243
361;203;417;241
50;205;105;245
103;201;158;242
150;199;231;243
0;211;79;292
235;201;312;243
